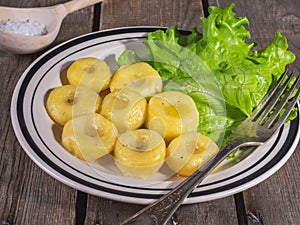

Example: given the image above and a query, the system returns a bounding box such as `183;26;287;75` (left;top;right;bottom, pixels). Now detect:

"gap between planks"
234;193;249;225
75;3;101;225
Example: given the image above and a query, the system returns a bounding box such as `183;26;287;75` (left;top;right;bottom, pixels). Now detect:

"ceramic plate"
11;27;300;204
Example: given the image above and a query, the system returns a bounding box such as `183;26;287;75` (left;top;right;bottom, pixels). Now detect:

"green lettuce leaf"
118;3;296;146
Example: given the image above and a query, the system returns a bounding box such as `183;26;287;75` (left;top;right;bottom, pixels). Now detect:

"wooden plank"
0;52;77;225
85;195;238;225
208;0;300;224
54;1;97;46
0;0;97;224
244;152;300;225
100;0;204;30
84;1;238;225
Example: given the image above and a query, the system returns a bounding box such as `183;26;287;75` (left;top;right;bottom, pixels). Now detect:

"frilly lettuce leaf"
118;3;295;146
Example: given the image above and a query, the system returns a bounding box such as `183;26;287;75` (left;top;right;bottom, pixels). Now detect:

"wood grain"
100;0;204;30
0;52;77;225
0;0;96;224
1;0;300;225
209;1;300;224
84;195;238;225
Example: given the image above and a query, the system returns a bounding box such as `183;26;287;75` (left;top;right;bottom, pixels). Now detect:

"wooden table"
1;1;299;224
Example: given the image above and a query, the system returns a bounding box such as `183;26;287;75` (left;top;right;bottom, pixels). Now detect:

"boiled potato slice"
62;113;118;161
46;85;101;126
110;62;162;97
114;129;166;179
67;57;112;92
146;91;199;143
166;132;219;176
100;88;147;133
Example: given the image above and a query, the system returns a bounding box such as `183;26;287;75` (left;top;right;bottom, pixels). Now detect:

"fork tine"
251;70;289;119
258;71;294;124
259;72;297;125
266;79;300;129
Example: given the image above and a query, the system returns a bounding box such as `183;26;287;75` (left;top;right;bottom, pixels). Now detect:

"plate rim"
10;26;300;204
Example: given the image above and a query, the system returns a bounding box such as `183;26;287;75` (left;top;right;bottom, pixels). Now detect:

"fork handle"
120;140;256;225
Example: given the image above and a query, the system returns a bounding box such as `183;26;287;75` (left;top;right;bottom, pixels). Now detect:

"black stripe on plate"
31;36;171;191
15;27;300;200
31;32;287;192
198;127;283;188
22;27;198;193
16;29;166;198
191;114;299;197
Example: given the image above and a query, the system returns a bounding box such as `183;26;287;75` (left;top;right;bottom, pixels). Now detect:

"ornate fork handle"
121;140;262;225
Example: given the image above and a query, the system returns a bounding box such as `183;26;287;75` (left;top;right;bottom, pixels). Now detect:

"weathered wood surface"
0;0;299;225
0;1;94;225
209;1;300;224
99;0;204;30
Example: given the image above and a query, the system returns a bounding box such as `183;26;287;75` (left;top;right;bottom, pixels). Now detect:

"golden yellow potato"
62;113;118;161
166;132;219;177
46;85;101;126
67;57;112;92
114;129;166;179
100;89;147;133
146;91;199;143
110;62;162;97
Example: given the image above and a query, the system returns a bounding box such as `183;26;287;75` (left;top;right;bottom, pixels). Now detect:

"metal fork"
120;71;300;225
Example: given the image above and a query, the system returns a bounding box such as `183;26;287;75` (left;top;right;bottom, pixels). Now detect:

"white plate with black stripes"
11;27;300;204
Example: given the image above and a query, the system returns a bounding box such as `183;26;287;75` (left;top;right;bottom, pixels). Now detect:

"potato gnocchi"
46;58;219;179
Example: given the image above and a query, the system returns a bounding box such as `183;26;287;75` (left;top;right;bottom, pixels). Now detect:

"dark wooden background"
0;0;299;224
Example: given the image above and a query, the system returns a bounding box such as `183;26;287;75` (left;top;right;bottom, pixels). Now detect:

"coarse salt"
0;19;47;36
